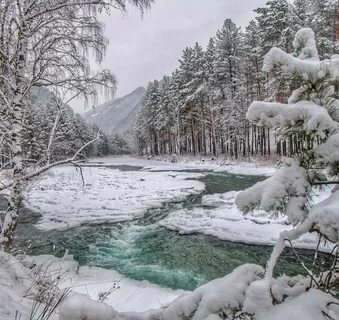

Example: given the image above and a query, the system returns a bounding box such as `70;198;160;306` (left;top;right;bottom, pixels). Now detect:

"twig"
71;162;85;186
285;239;320;287
310;235;322;288
0;133;100;192
313;181;339;185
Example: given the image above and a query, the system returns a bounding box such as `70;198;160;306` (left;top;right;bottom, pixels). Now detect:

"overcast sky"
73;0;268;113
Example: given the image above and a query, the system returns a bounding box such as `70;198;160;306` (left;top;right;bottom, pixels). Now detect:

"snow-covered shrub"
155;264;264;320
23;258;70;320
235;158;311;225
0;251;70;320
234;27;339;319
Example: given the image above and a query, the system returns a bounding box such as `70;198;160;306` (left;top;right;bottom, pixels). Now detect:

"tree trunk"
190;104;196;156
2;29;28;251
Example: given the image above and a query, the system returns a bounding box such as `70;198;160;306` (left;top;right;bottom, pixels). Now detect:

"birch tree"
0;0;153;251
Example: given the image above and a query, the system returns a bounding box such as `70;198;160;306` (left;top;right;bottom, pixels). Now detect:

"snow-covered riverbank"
0;252;184;320
87;156;277;176
28;254;185;313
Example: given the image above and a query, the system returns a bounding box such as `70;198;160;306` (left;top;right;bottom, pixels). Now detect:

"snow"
242;276;339;319
147;264;264;320
247;100;337;136
60;294;123;320
242;279;273;314
24;254;184;314
293;28;319;61
316;133;339;163
1;252;338;320
0;251;59;320
0;251;183;320
87;156;276;176
235;158;311;225
0;252;33;320
263;46;329;78
309;189;339;243
160;187;333;251
24;165;205;231
256;289;339;320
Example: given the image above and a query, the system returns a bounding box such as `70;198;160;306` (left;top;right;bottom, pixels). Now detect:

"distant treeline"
0;88;130;167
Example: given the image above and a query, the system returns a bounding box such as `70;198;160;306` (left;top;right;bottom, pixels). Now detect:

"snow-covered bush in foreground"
235;158;311;225
148;264;264;320
0;251;68;320
235;27;339;319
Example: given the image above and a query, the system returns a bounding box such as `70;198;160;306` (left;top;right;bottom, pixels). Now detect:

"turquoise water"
13;169;331;291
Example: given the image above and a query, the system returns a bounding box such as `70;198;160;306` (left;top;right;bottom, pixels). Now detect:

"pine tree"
292;0;311;30
214;19;243;98
235;27;339;316
310;0;339;58
255;0;294;54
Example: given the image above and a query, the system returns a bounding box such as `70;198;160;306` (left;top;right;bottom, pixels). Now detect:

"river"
10;165;329;291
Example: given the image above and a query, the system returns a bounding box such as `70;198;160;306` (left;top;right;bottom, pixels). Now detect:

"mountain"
83;87;146;135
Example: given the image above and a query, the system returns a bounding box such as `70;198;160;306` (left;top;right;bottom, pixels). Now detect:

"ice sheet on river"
160;188;333;251
25;166;205;231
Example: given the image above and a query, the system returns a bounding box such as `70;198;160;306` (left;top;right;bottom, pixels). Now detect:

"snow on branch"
247;288;338;320
308;189;339;243
261;27;333;80
247;100;337;136
315;133;339;163
293;28;319;61
235;159;311;225
263;47;329;77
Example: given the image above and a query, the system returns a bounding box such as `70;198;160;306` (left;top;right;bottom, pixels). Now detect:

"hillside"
83;87;146;135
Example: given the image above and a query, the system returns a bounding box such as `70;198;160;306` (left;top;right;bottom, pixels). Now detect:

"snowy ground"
3;251;337;320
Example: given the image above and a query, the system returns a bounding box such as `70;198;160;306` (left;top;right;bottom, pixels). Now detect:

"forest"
0;86;130;168
135;0;339;159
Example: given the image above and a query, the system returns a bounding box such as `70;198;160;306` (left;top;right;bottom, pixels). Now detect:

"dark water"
11;168;331;291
